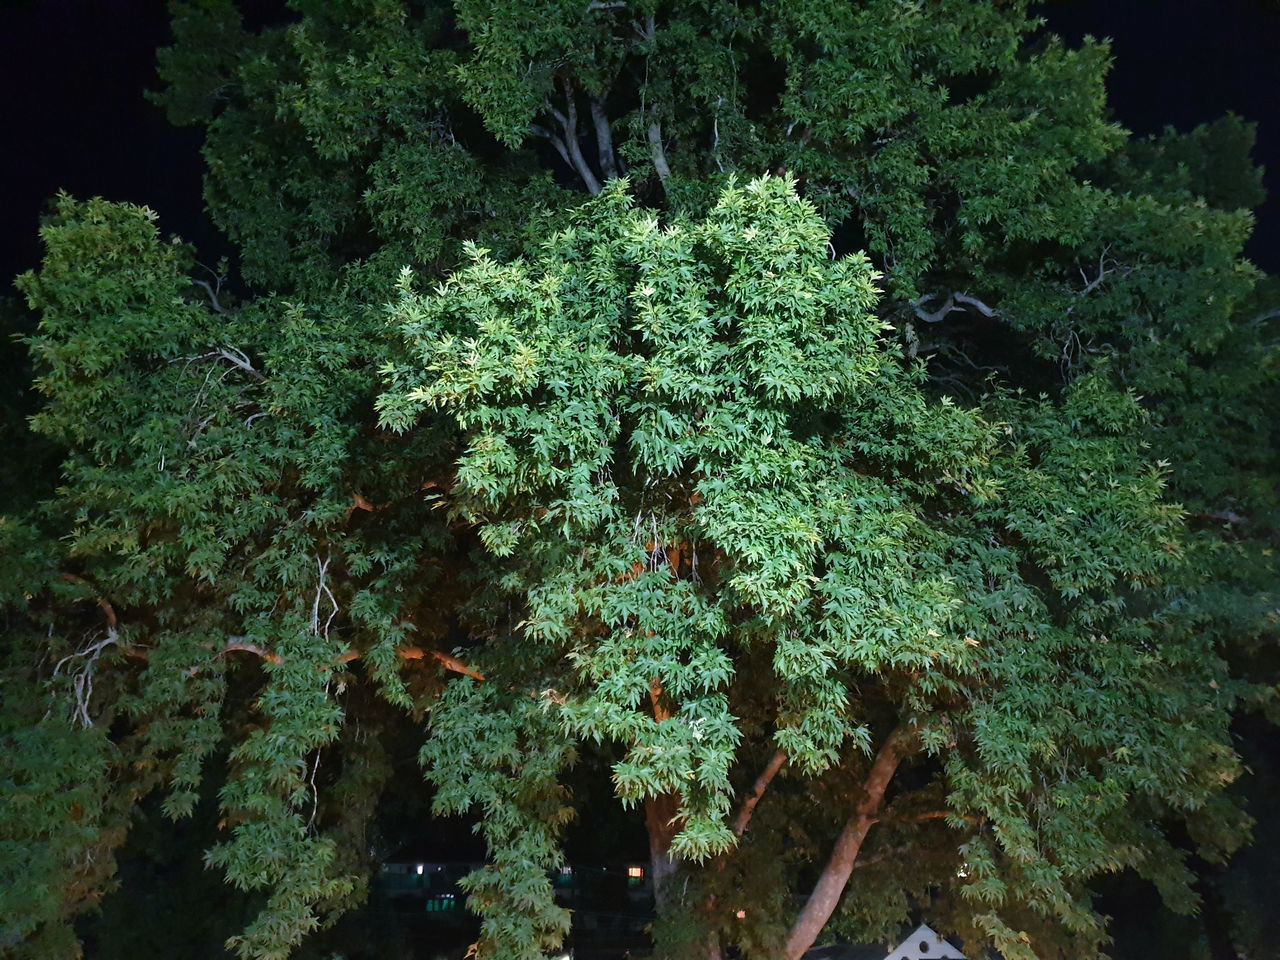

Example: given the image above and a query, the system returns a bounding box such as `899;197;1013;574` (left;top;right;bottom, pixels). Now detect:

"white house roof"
884;924;967;960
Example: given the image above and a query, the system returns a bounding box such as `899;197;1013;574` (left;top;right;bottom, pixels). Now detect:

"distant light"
416;863;424;875
627;865;644;879
736;910;747;919
560;866;573;876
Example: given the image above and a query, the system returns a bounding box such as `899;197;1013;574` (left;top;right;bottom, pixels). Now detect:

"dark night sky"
2;0;1279;290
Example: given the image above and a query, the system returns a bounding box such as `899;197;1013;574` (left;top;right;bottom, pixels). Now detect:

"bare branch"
912;293;955;324
312;554;338;640
194;279;227;315
220;638;282;664
52;628;121;727
561;82;602;195
648;119;672;184
1077;244;1121;297
394;646;486;681
732;748;787;837
541;85;603;194
952;292;998;318
221;638;486;680
589;95;619;181
217;345;264;381
912;291;999;324
530;122;573;169
1192;509;1248;526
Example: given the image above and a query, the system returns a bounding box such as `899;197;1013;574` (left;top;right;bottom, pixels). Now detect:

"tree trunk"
784;727;913;960
644;791;682;912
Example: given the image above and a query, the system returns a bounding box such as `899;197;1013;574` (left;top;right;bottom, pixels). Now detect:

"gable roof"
802;924;968;960
885;924;967;960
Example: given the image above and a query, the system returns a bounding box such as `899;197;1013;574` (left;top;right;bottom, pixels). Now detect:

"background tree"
2;1;1275;959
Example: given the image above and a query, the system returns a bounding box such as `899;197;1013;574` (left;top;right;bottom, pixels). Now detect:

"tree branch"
732;748;787;838
912;293;955;324
134;636;488;681
319;643;486;681
1192;509;1247;526
648;118;671;184
784;725;917;960
849;844;913;870
649;676;672;722
912;292;999;324
1076;244;1122;297
589;94;619;181
403;646;486;682
952;292;998;318
552;81;602;195
220;638;282;664
194;279;227;315
217;345;265;381
61;573;117;629
530;123;573;170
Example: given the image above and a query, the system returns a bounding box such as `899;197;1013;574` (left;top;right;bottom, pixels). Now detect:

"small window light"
627;865;644;879
416;863;424;875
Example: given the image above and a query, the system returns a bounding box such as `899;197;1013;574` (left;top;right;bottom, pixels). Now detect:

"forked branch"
539;81;604;195
784;725;918;960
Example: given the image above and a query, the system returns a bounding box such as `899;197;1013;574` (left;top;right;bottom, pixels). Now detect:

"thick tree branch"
220;638;282;663
589;95;619;181
784;725;917;960
548;81;602;195
136;636;487;681
217;345;264;381
648;118;671;184
732;748;787;838
1192;509;1248;526
912;292;999;324
530;123;573;169
404;646;486;681
649;676;672;722
952;292;998;318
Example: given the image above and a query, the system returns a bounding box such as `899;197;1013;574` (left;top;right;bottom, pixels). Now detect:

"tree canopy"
2;2;1276;960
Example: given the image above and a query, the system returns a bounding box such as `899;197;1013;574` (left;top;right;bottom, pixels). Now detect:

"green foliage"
381;180;1237;960
2;2;1276;959
4;194;458;958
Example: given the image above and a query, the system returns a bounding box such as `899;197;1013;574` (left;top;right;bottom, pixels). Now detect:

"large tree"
2;2;1275;959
